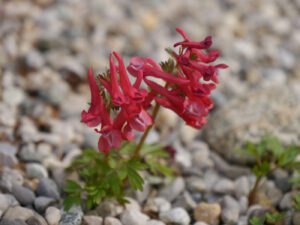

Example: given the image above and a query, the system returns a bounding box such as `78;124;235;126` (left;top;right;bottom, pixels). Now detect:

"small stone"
96;199;123;217
194;203;221;225
179;125;199;145
11;184;35;206
59;212;82;225
3;206;34;221
19;144;43;162
121;209;149;225
25;50;45;69
158;177;185;202
36;178;60;200
193;222;208;225
173;191;197;210
0;219;22;225
104;217;122;225
220;195;240;225
234;176;250;198
34;197;56;214
213;178;234;195
144;197;171;213
159;207;190;225
4;194;19;207
247;205;271;222
238;196;248;214
83;216;103;225
0;193;9;212
0;167;23;192
26;163;48;179
0;142;18;167
26;216;48;225
3;87;25;107
147;220;166;225
279;192;294;210
293;212;300;225
124;198;141;211
45;207;61;225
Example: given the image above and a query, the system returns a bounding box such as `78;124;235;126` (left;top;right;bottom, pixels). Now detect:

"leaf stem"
248;175;262;206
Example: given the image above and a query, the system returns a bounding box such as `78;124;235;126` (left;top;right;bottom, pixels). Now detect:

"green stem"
248;176;262;206
132;102;161;158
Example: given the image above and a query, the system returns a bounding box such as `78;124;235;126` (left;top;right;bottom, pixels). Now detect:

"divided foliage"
63;141;172;211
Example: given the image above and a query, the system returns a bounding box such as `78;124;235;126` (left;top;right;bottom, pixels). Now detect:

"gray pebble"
26;163;48;179
34;197;56;214
158;177;185;202
220;195;240;225
213;178;234;195
121;209;149;225
45;207;61;225
159;207;190;225
104;217;122;225
11;184;35;206
36;178;60;200
59;212;82;225
0;142;18;167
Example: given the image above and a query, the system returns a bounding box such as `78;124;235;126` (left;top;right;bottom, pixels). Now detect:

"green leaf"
253;161;270;177
63;193;80;212
265;212;285;222
127;168;144;191
249;216;265;225
119;141;136;154
86;196;93;210
264;135;284;157
95;190;105;204
278;146;300;167
63;180;82;193
128;157;148;170
118;165;128;180
108;156;116;169
110;172;121;195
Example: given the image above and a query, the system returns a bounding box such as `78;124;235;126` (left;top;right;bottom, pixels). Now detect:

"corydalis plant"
64;28;227;210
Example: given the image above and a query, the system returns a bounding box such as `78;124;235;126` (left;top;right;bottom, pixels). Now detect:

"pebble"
4;194;20;207
34;197;56;214
220;195;240;225
293;212;300;225
159;207;190;225
11;184;35;206
173;191;197;210
96;200;123;217
82;215;103;225
144;197;171;213
0;142;18;167
26;163;49;179
59;212;82;225
3;87;25;107
3;206;34;221
147;220;166;225
0;219;26;225
104;217;122;225
26;216;48;225
234;176;250;198
213;178;234;195
158;177;185;202
120;209;149;225
0;193;9;212
19;144;43;162
193;203;221;225
0;168;24;192
279;192;294;210
45;207;61;225
36;178;60;200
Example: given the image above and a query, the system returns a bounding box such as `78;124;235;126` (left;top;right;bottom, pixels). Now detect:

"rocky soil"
0;0;300;225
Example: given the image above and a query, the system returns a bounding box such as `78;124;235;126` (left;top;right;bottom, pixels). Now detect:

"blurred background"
0;0;299;154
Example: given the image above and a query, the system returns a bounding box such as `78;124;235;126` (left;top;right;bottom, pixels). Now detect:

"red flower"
81;68;103;127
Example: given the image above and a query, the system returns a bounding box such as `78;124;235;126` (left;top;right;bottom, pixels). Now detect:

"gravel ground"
0;0;300;224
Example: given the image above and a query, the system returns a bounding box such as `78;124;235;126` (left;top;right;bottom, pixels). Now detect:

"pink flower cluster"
81;28;227;153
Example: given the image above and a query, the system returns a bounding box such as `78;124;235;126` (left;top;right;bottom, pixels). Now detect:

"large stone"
59;212;82;225
203;84;300;164
3;206;34;221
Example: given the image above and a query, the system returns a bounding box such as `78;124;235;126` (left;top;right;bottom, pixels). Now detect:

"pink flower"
81;68;103;127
